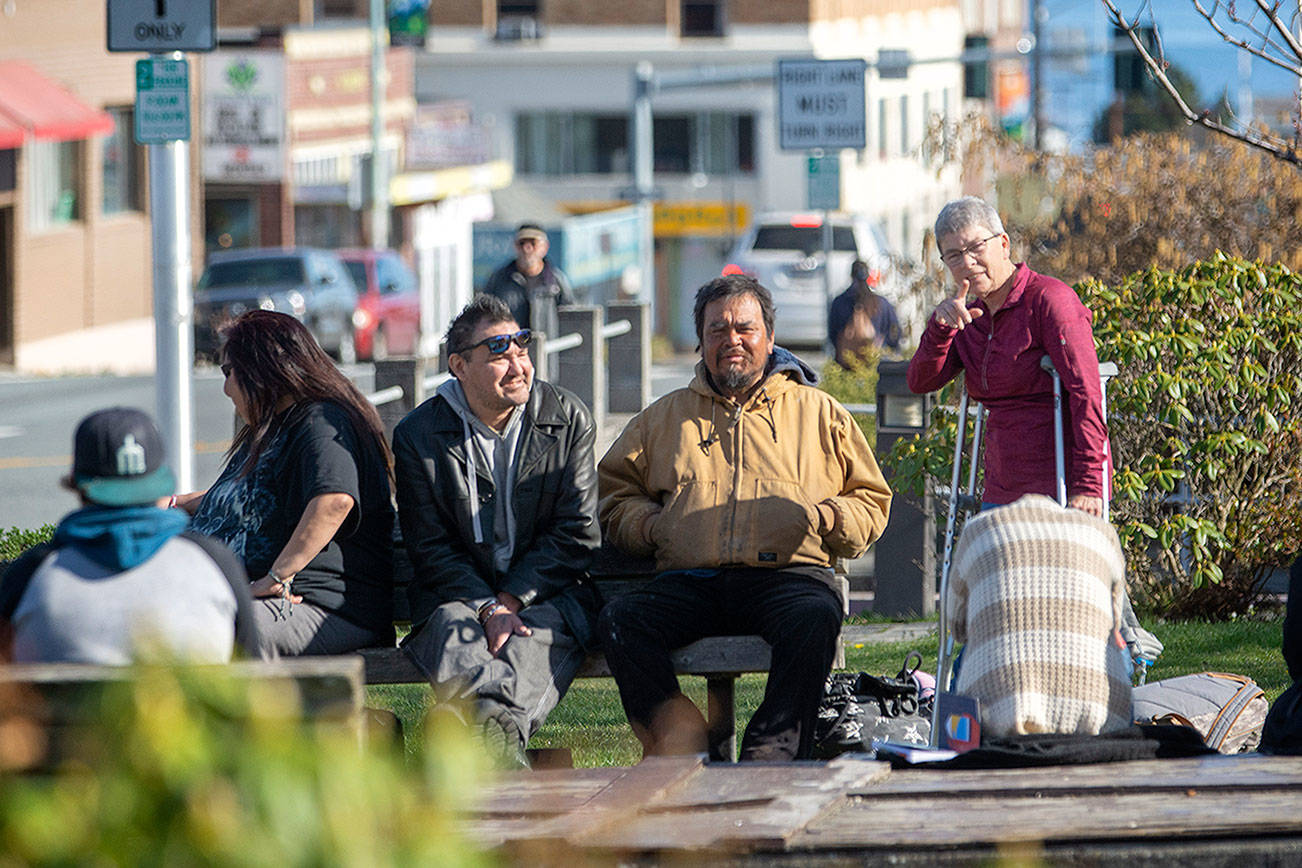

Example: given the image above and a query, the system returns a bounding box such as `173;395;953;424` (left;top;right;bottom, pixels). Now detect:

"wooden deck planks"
468;757;888;852
795;755;1302;851
461;754;1302;860
798;788;1302;848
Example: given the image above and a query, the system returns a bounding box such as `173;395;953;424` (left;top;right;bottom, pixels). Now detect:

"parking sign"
135;58;190;143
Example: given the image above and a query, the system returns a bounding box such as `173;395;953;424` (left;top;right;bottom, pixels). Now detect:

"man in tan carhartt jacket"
597;274;893;761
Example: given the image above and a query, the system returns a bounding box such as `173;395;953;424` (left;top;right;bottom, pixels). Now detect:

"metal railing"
363;317;634;409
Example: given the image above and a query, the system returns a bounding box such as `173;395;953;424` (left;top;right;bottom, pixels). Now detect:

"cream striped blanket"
949;494;1133;738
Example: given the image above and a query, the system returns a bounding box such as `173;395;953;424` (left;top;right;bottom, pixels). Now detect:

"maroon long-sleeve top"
907;263;1110;504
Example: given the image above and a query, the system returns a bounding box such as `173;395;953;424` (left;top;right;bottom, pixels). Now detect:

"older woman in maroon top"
907;196;1109;516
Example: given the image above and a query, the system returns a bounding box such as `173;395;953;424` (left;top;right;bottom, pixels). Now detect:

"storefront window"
27;139;81;231
102;108;142;215
0;150;14;193
515;111;754;176
204;197;257;252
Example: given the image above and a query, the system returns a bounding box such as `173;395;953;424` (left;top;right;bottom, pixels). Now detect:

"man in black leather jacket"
393;294;599;766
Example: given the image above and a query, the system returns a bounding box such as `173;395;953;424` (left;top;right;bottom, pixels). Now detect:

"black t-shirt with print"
191;401;394;632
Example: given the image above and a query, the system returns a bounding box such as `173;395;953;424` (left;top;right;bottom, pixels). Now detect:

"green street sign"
134;58;190;144
807;154;841;211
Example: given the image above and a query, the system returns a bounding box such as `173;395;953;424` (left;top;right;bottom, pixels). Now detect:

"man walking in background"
484;223;574;342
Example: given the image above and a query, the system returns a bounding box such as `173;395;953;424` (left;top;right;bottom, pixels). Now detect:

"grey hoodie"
436;378;525;574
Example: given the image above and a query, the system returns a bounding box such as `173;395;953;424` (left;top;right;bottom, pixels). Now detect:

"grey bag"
1133;672;1266;753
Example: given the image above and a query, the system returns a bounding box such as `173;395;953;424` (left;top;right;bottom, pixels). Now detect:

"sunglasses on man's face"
458;329;532;357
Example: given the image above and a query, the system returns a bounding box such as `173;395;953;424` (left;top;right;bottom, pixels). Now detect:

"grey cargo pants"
402;599;586;749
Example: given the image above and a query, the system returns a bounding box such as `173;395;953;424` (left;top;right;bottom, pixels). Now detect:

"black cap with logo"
71;407;176;507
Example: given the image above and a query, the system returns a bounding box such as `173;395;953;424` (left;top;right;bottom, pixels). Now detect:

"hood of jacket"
53;505;189;572
434;377;524;556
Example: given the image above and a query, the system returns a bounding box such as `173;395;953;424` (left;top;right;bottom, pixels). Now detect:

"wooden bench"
359;545;847;762
0;656;367;771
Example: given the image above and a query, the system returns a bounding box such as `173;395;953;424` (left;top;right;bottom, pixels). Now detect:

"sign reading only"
107;0;216;53
777;59;867;151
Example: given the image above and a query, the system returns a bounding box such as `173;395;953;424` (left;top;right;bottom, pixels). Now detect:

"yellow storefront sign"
653;201;750;238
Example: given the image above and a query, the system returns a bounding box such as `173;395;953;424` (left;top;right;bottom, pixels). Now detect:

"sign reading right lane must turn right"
777;58;867;152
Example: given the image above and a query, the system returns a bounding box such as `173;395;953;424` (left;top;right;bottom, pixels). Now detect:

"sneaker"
478;717;531;771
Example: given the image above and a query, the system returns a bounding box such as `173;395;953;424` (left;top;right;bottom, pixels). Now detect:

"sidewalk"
841;622;935;646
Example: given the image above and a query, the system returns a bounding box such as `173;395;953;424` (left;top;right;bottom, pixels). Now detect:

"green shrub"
0;525;54;563
819;351;879;443
0;665;490;866
882;255;1302;619
1079;255;1302;616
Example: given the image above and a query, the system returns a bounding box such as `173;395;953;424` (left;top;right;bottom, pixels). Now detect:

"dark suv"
194;248;360;363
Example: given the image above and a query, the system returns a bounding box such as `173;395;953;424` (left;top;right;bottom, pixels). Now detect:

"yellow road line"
0;440;232;471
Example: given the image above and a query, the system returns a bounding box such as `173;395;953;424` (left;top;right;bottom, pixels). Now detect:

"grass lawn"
367;614;1291;768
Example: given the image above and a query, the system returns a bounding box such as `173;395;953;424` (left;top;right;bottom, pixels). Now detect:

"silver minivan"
724;212;895;347
194;247;360;363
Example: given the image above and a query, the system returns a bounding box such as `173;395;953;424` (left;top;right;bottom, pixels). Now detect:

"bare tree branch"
1251;0;1302;63
1190;0;1301;75
1099;0;1302;167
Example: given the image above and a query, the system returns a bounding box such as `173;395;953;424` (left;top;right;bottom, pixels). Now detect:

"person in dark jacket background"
828;258;901;367
482;223;574;342
393;294;600;767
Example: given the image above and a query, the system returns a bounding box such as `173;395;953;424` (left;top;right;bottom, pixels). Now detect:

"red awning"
0;112;22;149
0;61;114;144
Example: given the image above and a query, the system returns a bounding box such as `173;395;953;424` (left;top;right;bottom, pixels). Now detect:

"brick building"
0;0;203;373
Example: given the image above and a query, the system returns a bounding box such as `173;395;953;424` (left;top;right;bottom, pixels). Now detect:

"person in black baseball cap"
0;407;260;664
65;407;177;507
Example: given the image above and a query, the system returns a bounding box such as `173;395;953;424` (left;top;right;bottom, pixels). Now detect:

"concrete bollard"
872;359;936;618
606;301;651;413
557;306;605;432
530;330;548;383
373;357;428;440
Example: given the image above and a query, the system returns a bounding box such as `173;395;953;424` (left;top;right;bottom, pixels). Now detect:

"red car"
337;249;421;361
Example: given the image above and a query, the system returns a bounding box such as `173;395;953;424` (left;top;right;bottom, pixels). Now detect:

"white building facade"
415;0;966;336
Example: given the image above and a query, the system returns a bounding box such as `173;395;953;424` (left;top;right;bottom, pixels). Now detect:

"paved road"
0;364;377;531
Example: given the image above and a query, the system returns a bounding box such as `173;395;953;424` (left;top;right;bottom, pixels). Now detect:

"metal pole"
822;207;833;309
633;63;654;201
1040;355;1067;506
1031;0;1045;149
632;62;656;308
369;0;389;249
932;388;970;745
148;53;194;493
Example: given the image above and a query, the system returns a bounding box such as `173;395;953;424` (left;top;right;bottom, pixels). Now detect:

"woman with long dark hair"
176;311;395;656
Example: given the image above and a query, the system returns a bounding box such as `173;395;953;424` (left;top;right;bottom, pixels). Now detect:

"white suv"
724;212;895;347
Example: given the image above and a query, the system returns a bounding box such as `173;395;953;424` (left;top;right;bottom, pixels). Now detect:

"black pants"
597;566;842;761
1285;555;1302;682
